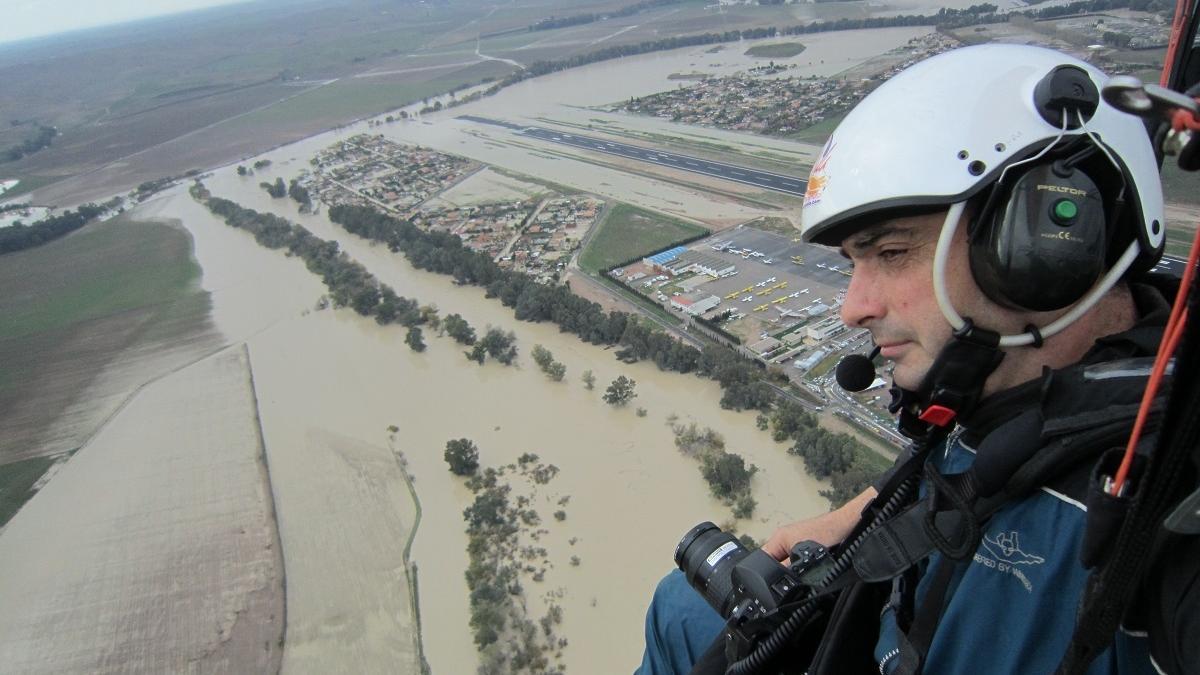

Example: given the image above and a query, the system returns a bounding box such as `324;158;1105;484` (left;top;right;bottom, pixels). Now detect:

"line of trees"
768;401;880;507
673;423;758;518
531;345;567;381
0;201;112;255
497;0;1157;92
327;203;779;412
529;0;684;31
192;183;430;330
467;327;518;365
2;124;56;163
443;313;477;345
460;460;570;671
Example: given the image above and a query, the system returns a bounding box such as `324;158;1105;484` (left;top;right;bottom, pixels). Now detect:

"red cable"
1160;0;1192;88
1109;224;1200;495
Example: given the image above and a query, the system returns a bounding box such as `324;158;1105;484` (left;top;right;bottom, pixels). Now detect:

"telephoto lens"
674;521;751;618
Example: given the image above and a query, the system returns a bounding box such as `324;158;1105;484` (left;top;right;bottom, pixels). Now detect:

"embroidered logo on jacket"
974;531;1045;592
981;532;1046;565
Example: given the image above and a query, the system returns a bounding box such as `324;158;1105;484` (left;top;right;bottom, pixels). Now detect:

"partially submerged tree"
445;438;480;476
603;376;637;406
405;325;426;352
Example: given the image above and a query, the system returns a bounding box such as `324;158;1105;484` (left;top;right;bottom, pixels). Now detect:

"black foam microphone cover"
835;346;879;392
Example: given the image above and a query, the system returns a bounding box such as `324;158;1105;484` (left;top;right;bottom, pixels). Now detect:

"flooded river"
139;160;832;672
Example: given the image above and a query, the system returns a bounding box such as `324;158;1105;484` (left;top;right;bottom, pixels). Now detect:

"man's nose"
840;266;885;328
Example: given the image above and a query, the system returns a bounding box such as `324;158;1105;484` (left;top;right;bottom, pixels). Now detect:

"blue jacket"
873;431;1155;675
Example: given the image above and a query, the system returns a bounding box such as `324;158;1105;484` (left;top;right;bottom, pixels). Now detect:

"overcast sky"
0;0;252;45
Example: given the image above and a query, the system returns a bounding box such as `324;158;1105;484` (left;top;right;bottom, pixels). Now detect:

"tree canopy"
445;438;480;476
603;376;637;406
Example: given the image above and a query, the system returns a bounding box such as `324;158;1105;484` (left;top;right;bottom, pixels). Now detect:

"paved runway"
459;115;808;196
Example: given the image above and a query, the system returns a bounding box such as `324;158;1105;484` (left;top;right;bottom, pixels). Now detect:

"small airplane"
757;289;772;296
741;295;754;302
754;304;769;312
725;292;739;299
788;291;800;298
765;277;776;284
763;259;774;265
799;288;810;294
772;296;788;305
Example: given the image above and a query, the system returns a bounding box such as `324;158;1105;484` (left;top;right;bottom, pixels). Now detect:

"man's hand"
761;488;877;561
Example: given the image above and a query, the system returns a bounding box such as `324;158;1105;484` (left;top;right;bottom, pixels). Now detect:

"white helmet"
800;43;1163;258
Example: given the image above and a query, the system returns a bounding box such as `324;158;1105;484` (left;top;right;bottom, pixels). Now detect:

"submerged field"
0;214;216;522
0;347;285;673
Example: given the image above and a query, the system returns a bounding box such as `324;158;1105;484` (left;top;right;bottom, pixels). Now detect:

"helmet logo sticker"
804;139;836;207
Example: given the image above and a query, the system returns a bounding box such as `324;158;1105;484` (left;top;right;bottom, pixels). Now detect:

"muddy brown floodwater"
135;163;832;673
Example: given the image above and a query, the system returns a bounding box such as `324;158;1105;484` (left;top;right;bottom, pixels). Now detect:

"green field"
0;174;63;201
808;351;843;379
1165;221;1197;258
747;216;800;237
0;218;203;343
788;110;848;144
744;42;807;58
0;455;60;526
578;203;708;273
0;215;212;518
1160;161;1200;207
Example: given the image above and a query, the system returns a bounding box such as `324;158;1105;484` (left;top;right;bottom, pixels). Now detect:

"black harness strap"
892;557;960;675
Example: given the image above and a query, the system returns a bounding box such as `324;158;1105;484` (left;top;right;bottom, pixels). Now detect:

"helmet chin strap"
893;200;1142;436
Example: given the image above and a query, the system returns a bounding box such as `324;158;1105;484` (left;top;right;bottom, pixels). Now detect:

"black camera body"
675;522;832;662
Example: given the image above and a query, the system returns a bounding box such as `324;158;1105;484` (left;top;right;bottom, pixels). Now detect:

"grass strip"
0;455;59;526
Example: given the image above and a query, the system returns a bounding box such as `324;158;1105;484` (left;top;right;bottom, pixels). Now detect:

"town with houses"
615;32;960;137
305;134;603;283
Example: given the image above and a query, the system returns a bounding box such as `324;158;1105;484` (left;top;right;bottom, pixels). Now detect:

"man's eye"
879;249;907;261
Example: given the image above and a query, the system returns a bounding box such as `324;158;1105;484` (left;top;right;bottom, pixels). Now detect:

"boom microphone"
835;346;880;392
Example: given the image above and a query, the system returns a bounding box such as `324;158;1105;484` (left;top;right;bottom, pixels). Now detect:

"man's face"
838;211;988;390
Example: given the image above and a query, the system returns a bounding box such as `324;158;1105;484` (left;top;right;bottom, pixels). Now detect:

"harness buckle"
918;405;957;427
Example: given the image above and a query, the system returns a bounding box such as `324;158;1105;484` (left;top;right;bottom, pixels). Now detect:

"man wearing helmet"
638;43;1183;674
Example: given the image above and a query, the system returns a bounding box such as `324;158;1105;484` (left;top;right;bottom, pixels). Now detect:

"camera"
675;522;832;662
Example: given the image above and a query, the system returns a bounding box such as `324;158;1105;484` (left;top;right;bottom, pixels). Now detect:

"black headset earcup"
970;163;1108;312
